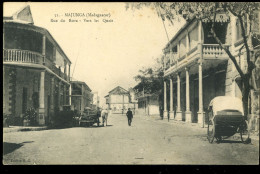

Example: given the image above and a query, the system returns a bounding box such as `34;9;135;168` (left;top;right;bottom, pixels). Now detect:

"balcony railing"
3;49;70;81
202;44;230;58
3;49;43;64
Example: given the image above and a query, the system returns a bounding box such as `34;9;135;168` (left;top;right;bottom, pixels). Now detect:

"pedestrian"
126;108;133;126
96;107;101;127
101;108;108;126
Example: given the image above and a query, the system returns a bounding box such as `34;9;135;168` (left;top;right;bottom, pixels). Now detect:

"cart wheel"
207;119;215;143
240;120;250;143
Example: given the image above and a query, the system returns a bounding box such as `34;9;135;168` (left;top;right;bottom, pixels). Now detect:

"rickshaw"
79;107;100;127
207;96;250;143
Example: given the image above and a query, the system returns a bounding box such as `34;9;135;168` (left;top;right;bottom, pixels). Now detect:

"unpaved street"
3;114;259;165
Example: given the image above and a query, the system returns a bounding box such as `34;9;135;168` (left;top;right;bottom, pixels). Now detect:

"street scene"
3;2;260;165
3;114;259;165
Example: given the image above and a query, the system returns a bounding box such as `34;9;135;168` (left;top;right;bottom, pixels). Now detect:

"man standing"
126;108;133;126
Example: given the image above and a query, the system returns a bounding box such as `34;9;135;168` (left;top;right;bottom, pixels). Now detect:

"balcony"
164;44;230;73
202;44;230;59
3;49;43;64
3;48;69;81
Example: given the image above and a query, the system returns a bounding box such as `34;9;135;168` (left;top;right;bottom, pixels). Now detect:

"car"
79;107;100;127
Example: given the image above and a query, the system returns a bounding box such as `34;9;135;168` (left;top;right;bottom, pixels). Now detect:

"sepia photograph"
2;2;260;165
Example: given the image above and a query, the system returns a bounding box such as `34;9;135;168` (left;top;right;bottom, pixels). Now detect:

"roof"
71;80;92;92
3;5;71;64
164;18;195;51
108;86;129;95
4;5;34;24
209;96;244;115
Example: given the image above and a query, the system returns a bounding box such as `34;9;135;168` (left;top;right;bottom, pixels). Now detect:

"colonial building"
136;93;160;116
3;6;72;126
162;11;260;129
105;86;137;114
70;81;93;115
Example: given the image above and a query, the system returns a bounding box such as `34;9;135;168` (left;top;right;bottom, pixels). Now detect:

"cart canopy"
208;96;244;115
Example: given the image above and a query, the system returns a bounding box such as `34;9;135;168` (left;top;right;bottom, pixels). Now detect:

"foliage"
133;57;164;95
127;2;260;119
23;107;37;125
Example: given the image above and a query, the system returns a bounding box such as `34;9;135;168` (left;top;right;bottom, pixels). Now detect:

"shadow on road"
3;141;34;155
82;125;113;128
218;140;243;144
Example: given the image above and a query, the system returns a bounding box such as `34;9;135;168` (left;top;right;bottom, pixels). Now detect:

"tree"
126;2;260;120
133;56;164;95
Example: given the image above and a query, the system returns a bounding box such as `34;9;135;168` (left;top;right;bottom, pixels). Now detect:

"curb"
3;126;48;133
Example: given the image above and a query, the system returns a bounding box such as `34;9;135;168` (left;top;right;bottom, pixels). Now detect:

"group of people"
97;108;134;126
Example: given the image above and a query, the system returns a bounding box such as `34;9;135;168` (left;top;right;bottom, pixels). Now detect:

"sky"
3;2;185;107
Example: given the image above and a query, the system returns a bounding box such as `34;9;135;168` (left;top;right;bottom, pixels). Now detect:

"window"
179;37;186;58
236;16;248;41
189;26;198;49
252;12;259;33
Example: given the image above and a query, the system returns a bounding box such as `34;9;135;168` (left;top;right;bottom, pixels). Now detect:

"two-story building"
3;5;72;126
70;81;93;115
162;11;260;128
105;86;137;114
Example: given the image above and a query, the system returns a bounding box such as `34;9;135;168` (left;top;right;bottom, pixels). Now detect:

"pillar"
163;80;168;119
38;71;45;125
49;77;55;125
68;64;71;82
42;35;46;64
175;73;182;121
169;77;174;120
197;60;205;127
69;84;72;105
3;26;5;49
185;67;192;123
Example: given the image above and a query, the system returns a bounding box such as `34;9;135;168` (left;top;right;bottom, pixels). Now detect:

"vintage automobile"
207;96;250;143
79;107;100;127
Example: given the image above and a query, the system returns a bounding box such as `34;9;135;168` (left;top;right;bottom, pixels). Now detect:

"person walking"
126;108;133;126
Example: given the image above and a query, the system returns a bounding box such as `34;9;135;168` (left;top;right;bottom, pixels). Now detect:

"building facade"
162;11;260;129
105;86;137;114
70;81;93;115
3;6;72;126
136;93;160;116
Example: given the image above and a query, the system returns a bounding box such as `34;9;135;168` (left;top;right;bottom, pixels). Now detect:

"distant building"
70;81;93;115
105;86;137;114
3;5;72;126
136;93;160;116
92;92;100;109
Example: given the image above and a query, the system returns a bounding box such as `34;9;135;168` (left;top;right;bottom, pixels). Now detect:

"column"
169;77;174;120
3;26;5;49
38;71;45;125
163;80;168;119
185;67;192;122
68;64;71;82
49;77;54;125
58;81;61;111
186;32;190;54
197;60;205;127
42;35;46;64
69;83;72;105
175;72;182;121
